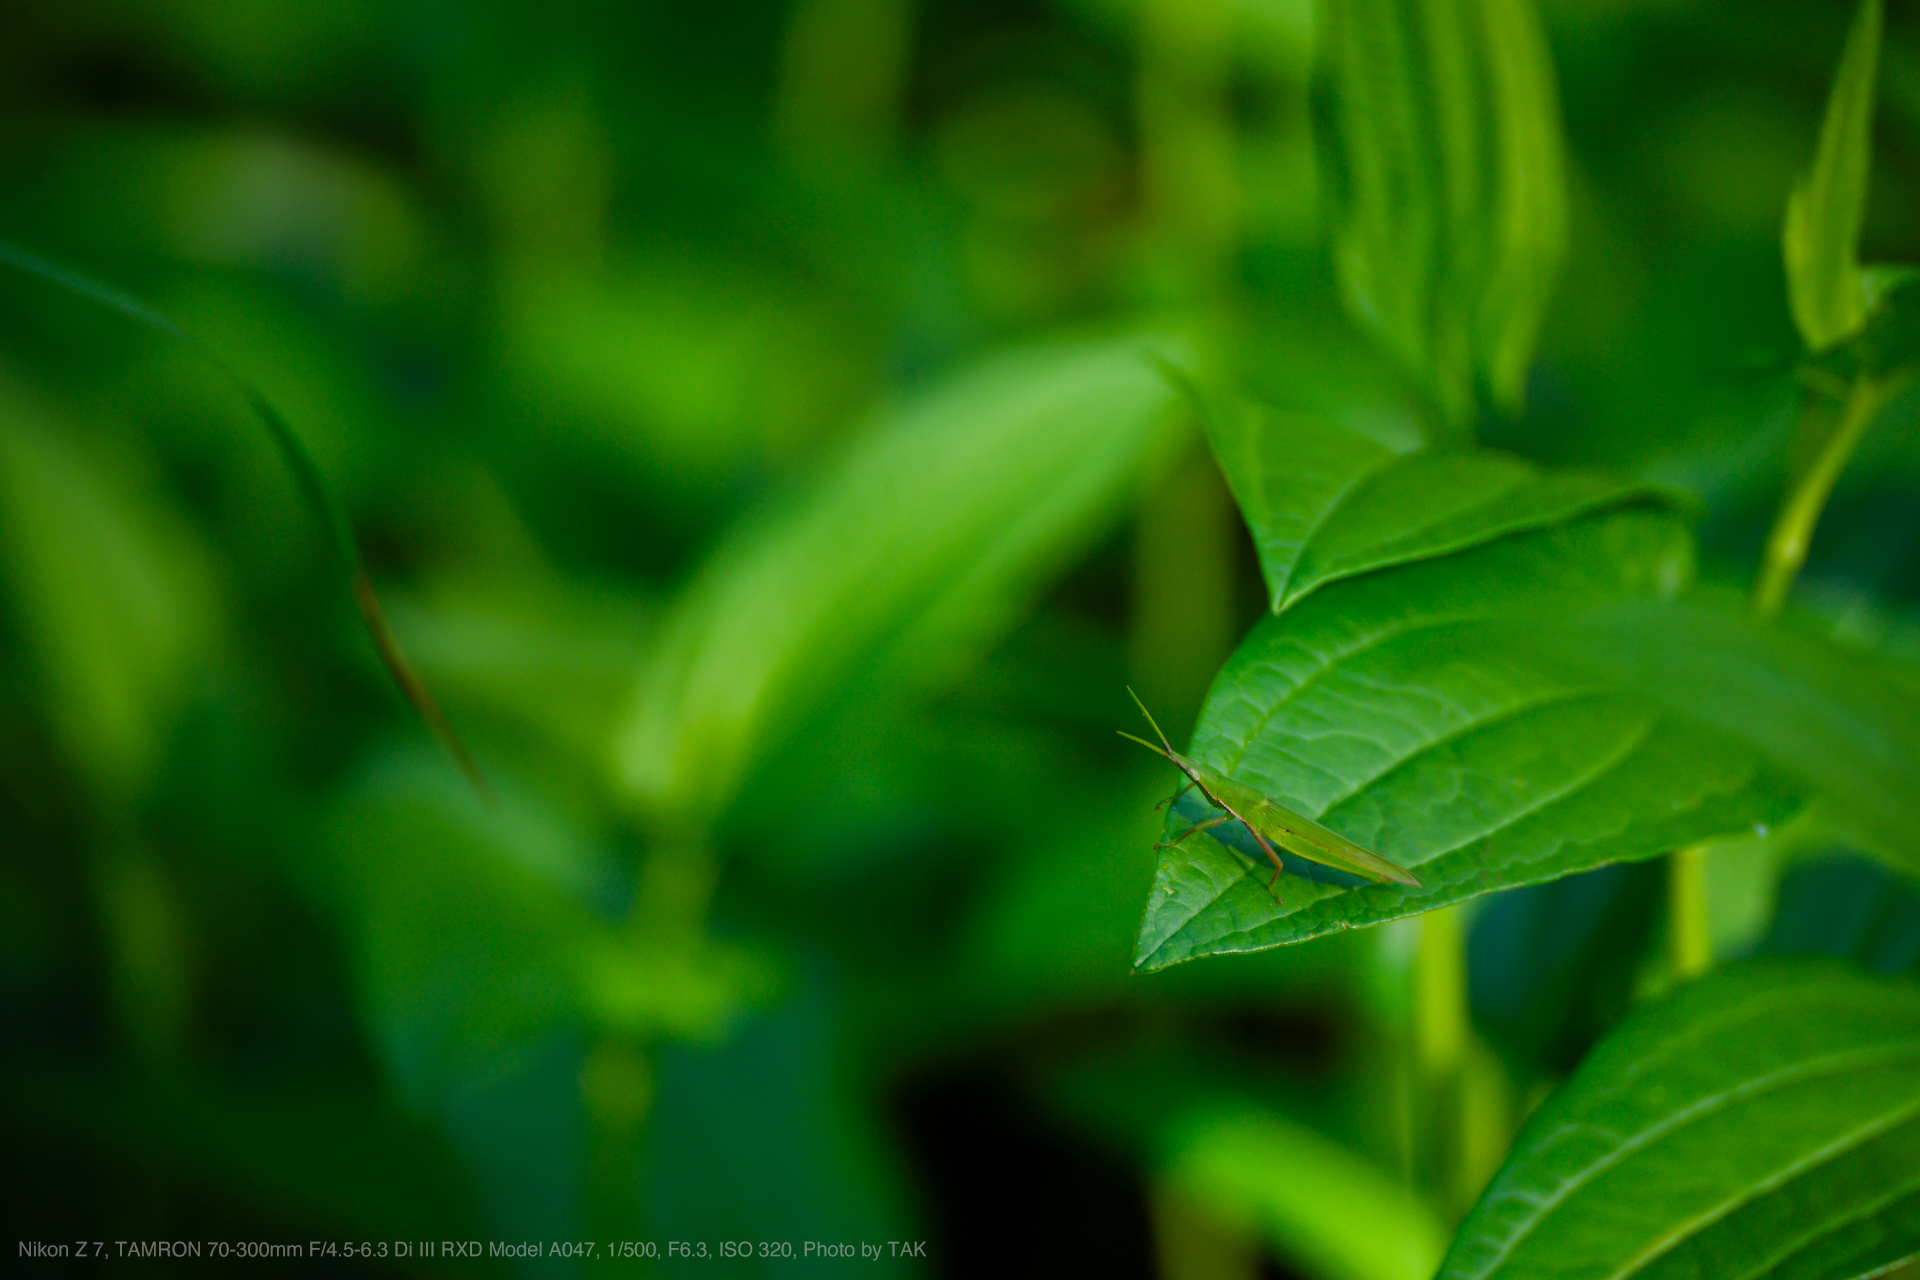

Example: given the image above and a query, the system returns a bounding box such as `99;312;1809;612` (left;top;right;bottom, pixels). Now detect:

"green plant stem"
1415;903;1472;1220
1669;370;1896;976
1667;842;1713;978
1752;373;1894;617
1138;0;1236;299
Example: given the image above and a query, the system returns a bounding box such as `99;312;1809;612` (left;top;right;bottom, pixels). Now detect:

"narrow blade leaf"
1315;0;1568;425
614;334;1186;825
1784;0;1883;353
0;240;485;796
1442;958;1920;1280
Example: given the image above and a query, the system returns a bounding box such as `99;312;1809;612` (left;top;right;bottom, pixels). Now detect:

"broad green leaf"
1784;0;1882;353
1132;511;1805;971
643;978;916;1276
613;333;1186;825
1456;596;1920;880
1191;380;1664;613
1315;0;1567;425
1441;958;1920;1280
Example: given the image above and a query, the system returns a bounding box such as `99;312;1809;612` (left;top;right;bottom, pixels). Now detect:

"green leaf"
1784;0;1882;353
1761;855;1920;976
1191;379;1665;613
0;240;484;795
324;751;766;1105
0;380;217;795
1440;958;1920;1280
1314;0;1568;426
1132;511;1804;971
613;332;1186;825
1457;596;1920;880
1163;1102;1448;1280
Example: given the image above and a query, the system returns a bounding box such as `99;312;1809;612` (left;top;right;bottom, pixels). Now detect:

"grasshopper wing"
1249;798;1422;887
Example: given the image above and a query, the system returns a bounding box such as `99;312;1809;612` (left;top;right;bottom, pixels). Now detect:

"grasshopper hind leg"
1154;781;1195;813
1153;811;1230;851
1152;810;1287;907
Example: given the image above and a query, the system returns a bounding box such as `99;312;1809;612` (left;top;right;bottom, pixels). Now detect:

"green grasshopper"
1120;689;1421;896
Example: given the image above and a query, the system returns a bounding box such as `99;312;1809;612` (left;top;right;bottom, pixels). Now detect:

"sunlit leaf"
1132;511;1805;971
1441;958;1920;1280
1783;0;1882;353
1190;378;1664;613
613;333;1187;825
1314;0;1567;426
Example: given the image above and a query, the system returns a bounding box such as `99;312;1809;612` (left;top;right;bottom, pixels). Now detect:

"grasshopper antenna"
1124;686;1178;756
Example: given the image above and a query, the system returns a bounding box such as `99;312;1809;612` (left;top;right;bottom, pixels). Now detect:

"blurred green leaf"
0;376;218;795
1132;511;1805;971
0;243;485;794
1783;0;1882;354
1809;273;1920;388
1468;862;1661;1078
614;333;1187;825
1440;958;1920;1280
1163;1101;1448;1280
1190;378;1664;613
643;975;916;1275
1314;0;1567;426
1759;855;1920;975
324;752;765;1106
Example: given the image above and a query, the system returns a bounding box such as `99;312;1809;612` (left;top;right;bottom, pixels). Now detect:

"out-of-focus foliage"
1784;0;1882;353
1315;0;1567;427
3;0;1920;1276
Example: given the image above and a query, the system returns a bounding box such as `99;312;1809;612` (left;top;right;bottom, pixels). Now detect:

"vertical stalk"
1670;370;1898;976
1150;1184;1259;1280
1752;374;1894;616
1667;843;1713;978
1138;0;1238;301
582;1039;653;1240
1414;903;1472;1220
